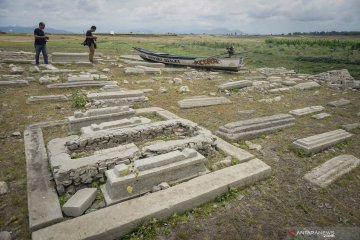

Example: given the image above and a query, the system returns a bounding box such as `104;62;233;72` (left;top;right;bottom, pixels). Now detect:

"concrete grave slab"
177;96;231;108
218;80;252;90
292;129;352;155
32;158;271;240
80;117;151;134
26;95;68;104
294;81;320;90
102;148;207;204
304;155;360;188
216;114;295;140
328;99;351;107
289;106;324;116
341;123;360;131
0;80;28;86
312;113;331;120
52;52;90;63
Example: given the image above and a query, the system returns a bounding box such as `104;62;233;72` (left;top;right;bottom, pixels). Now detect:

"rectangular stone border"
24;128;63;231
32;158;271;240
25;106;258;234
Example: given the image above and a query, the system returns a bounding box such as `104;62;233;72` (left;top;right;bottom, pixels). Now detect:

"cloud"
0;0;359;33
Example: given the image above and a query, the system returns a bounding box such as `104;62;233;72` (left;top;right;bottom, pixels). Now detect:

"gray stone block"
177;96;231;108
32;158;271;240
289;105;324;116
218;80;252;90
47;81;118;89
62;188;97;217
26;95;68;104
216;114;295;140
68;76;94;82
304;155;360;188
24;129;63;231
292;129;352;155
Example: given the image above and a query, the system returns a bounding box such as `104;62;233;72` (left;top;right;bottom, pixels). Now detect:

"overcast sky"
0;0;359;34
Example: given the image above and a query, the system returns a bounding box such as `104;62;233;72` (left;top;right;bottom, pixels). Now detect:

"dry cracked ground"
0;34;359;240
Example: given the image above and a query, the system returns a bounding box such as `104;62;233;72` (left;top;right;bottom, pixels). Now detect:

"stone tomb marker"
177;96;231;108
292;129;352;155
216;114;295;140
102;148;208;205
289;106;324;116
304;155;360;188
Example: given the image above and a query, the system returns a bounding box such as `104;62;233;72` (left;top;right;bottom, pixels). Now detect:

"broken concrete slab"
32;158;271;240
26;95;68;104
47;81;118;89
216;114;295;140
289;106;324;116
304;155;360;188
218;80;252;90
293;81;320;90
62;188;97;217
328;98;351;107
312;113;331;120
177;96;231;108
51;52;90;63
292;129;352;155
24;128;63;231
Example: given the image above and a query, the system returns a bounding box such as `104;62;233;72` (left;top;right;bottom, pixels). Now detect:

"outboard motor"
226;46;235;58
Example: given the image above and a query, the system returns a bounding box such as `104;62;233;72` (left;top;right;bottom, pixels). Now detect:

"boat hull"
133;47;243;71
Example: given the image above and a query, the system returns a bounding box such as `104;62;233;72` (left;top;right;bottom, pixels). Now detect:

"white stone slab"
177;96;231;108
289;106;324;116
304;155;360;188
292;129;352;155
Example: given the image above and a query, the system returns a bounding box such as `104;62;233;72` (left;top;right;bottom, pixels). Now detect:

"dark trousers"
35;44;48;65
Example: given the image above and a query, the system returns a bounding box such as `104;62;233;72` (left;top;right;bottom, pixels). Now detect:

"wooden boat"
133;47;244;71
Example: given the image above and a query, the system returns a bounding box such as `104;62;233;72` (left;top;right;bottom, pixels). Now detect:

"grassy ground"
0;33;359;240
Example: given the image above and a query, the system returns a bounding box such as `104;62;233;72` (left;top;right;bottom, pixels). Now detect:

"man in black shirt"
85;26;97;63
34;22;49;65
